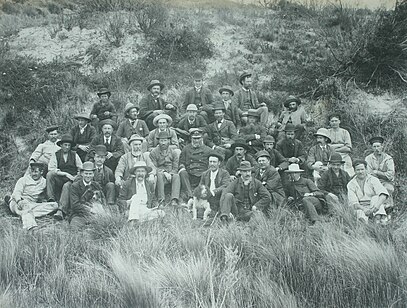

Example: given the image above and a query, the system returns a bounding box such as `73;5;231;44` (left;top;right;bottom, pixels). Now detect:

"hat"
30;162;46;170
255;150;271;160
74;113;91;122
99;119;117;130
147;80;165;91
57;134;76;147
124;103;139;114
81;161;96;172
45;125;59;133
209;150;224;162
189;128;203;138
263;135;275;144
212;102;226;112
97;88;111;97
128;134;144;145
231;139;249;151
247;109;259;118
186;104;198;111
284;164;304;173
156;130;171;139
328;152;345;164
284;95;301;108
237;161;253;171
153;114;173;127
239;72;252;85
94;145;107;156
193;70;203;80
369;136;384;145
314;128;331;143
219;85;234;96
129;161;152;174
284;123;297;132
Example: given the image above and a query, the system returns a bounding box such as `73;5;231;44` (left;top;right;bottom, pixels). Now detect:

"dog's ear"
99;190;107;206
192;185;202;199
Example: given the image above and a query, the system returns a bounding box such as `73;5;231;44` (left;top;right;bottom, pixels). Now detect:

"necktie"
130;120;135;126
210;172;216;192
105;138;109;146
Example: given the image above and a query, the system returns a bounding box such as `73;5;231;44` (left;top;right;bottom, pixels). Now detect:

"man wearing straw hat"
70;113;96;162
146;113;179;150
90;87;117;128
220;161;270;223
219;85;241;128
277;95;308;140
117;103;150;144
175;104;207;143
284;164;333;225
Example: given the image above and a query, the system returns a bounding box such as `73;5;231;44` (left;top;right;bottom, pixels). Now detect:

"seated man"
199;150;230;213
365;136;395;206
219;85;241;129
284;164;334;225
115;134;156;188
70;113;96;162
347;159;390;224
146;114;179;150
220;161;270;222
88;119;125;173
7;162;58;230
277;96;308;140
179;128;212;201
47;134;82;220
254;151;285;209
239;109;267;154
149;131;181;206
225;139;257;180
276;123;306;172
89;88;117;129
262;135;287;170
175;104;207;144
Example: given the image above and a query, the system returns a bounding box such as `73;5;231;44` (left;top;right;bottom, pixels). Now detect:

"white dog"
188;185;211;220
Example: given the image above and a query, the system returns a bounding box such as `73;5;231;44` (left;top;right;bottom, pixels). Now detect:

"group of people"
4;70;396;230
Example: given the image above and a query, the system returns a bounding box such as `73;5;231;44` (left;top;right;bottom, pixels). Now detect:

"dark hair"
328;113;341;121
193;184;209;200
352;159;367;168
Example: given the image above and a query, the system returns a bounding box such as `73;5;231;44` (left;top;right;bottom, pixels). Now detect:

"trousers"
10;199;58;229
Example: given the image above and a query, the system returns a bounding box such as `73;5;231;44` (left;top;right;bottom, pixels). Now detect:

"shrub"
135;0;168;35
103;12;127;47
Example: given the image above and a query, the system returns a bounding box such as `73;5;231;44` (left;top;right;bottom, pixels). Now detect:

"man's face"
264;141;274;150
48;131;58;143
128;108;139;120
329;117;340;129
102;125;113;137
221;91;231;101
130;141;142;154
135;168;147;181
241;170;252;181
288;102;298;111
61;142;71;153
30;167;42;181
99;94;109;103
214;110;225;121
78;119;88;128
247;116;257;125
191;136;202;147
158;138;170;148
289;173;301;181
330;162;342;173
187;110;197;119
372;142;383;155
150;85;161;97
242;76;252;89
208;156;220;171
257;156;270;169
157;119;168;130
194;79;203;88
235;147;246;157
355;164;367;179
94;153;106;166
285;131;295;140
316;136;327;145
82;170;94;183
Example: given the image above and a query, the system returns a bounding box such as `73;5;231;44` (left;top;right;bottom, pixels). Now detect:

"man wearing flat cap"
117;103;150;147
146;114;179;150
176;104;207;143
277;95;308;140
92;145;116;208
149;131;181;206
225;139;257;180
220;161;271;223
88;119;125;173
183;70;214;123
234;72;269;126
239;109;267;154
219;85;241;128
5;162;58;230
90;87;117;129
262;135;287;170
70;113;96;162
139;80;177;131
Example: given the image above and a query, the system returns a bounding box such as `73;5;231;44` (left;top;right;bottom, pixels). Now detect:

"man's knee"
258;106;268;113
224;193;234;201
46;171;57;181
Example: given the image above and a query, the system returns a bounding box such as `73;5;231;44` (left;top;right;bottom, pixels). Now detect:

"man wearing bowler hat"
234;72;269;126
239;109;267;154
147;113;179;150
277;95;308;140
88;119;125;173
225;139;257;180
139;80;177;131
262;135;287;170
117;103;150;144
175;104;207;143
183;70;214;123
92;145;116;208
220;161;270;223
47;134;83;220
219;85;241;128
70;113;96;162
90;87;117;128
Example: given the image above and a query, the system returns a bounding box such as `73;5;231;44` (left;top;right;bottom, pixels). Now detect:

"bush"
135;0;168;35
103;12;127;47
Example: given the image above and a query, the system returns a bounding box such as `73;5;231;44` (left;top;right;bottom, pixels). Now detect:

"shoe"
48;198;55;203
53;210;64;221
171;198;179;207
4;195;11;206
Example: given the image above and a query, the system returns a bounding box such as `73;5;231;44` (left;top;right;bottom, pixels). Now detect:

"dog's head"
193;185;209;200
81;188;106;206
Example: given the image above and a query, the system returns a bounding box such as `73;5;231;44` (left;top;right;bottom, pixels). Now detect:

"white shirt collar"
83;180;91;187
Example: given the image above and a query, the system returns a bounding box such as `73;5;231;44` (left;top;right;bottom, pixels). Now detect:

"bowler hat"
97;88;111;97
231;139;249;151
255;150;271;160
219;85;234;96
314;128;331;143
147;80;165;91
263;135;275;144
129;161;152;174
328;152;345;164
189;128;203;138
284;164;304;173
284;123;297;132
74;113;91;122
156;130;171;139
99;119;117;130
239;72;252;85
369;136;384;145
284;95;301;108
247;109;259;118
212;102;226;112
30;162;46;170
128;134;144;145
45;125;59;133
57;134;76;147
209;150;224;162
94;145;107;156
186;104;198;111
237;161;253;171
153;114;173;127
81;161;96;172
193;70;204;80
124;103;139;114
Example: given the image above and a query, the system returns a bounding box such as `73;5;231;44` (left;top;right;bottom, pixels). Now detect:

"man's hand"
166;103;175;110
78;145;90;152
230;175;237;181
224;143;231;149
288;157;298;163
304;193;314;197
210;189;215;197
148;173;155;183
122;138;129;144
104;111;111;116
115;178;123;187
163;172;171;182
255;134;261;140
287;196;294;202
106;152;113;159
91;114;97;119
178;168;186;174
252;205;258;211
260;102;267;107
66;173;75;181
154;110;164;114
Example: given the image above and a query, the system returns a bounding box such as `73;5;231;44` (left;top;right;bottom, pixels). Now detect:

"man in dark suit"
262;135;287;170
116;103;150;144
89;88;117;130
70;113;96;162
92;145;116;208
239;109;267;154
175;104;207;145
275;123;306;171
88;119;125;173
199;150;230;212
225;139;257;180
219;85;241;129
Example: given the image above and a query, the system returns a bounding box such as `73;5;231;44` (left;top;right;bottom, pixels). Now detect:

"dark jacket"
285;177;324;202
223;100;241;128
265;148;288;169
90;101;117;121
88;134;125;172
225;154;257;176
93;165;115;187
176;115;207;133
118;178;156;210
318;168;350;197
306;144;335;170
179;143;212;177
234;88;260;111
199;168;230;197
183;87;213;111
239;123;267;151
116;119;150;139
254;166;285;207
275;138;306;170
206;120;238;148
70;125;97;161
70;180;103;219
139;94;171;119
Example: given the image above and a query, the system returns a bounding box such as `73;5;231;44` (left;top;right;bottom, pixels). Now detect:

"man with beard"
277;96;308;140
146;114;179;150
88;119;125;173
150;131;181;206
175;104;207;144
219;85;241;128
199;150;230;213
220;161;270;223
225;139;257;180
254;151;285;210
179;128;212;202
139;80;177;131
183;70;213;123
115;134;156;188
235;72;269;126
307;128;335;184
276;123;306;171
262;135;287;171
70;113;96;162
239;109;267;154
90;88;117;129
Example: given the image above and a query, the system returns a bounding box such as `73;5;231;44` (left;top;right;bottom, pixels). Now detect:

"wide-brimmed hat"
284;123;297;132
81;161;96;172
57;134;76;147
124;103;139;114
209;150;224;162
219;85;234;96
369;136;384;145
314;128;331;143
45;125;59;133
284;164;304;173
239;72;252;85
284;95;301;108
212;102;226;112
97;88;111;97
147;80;165;91
255;150;271;160
30;162;46;170
153;114;172;127
247;109;259;118
99;119;117;130
186;104;198;111
74;113;91;122
156;130;171;139
263;135;275;144
129;161;152;174
237;161;253;171
193;70;204;80
328;152;345;164
128;134;144;145
231;139;249;151
189;128;203;138
94;145;107;156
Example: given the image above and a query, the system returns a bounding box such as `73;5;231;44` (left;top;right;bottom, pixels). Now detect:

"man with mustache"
262;135;287;170
146;114;179;150
225;139;257;180
277;96;308;140
239;109;267;154
175;104;207;144
139;80;177;131
219;85;241;128
89;88;117;130
70;113;96;162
